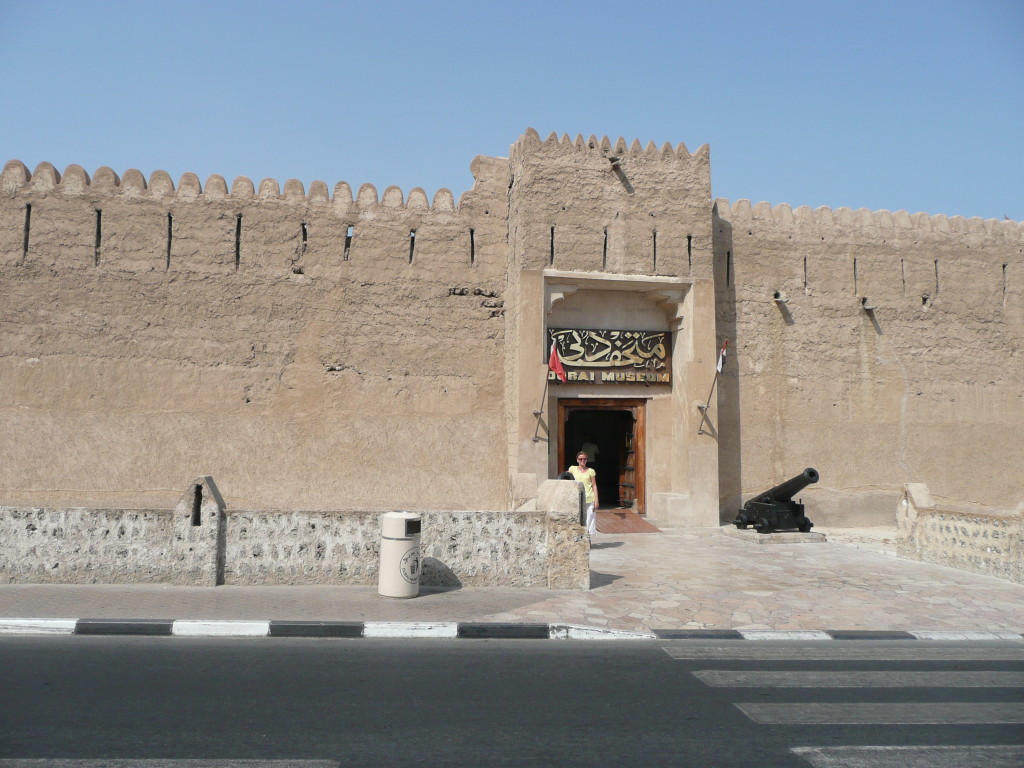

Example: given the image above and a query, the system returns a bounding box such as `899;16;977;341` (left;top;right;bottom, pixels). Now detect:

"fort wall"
714;200;1023;522
0;158;511;511
2;130;1021;536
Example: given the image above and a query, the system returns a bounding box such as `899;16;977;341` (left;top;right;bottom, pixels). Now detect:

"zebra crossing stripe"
694;670;1024;687
665;645;1024;661
792;745;1024;768
737;702;1024;725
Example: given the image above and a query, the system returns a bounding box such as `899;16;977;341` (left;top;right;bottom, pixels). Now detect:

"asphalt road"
1;637;1023;767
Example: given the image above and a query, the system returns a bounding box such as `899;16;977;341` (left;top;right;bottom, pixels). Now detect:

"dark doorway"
557;399;646;513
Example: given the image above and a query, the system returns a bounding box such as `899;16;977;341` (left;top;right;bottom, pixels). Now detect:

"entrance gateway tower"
507;131;720;526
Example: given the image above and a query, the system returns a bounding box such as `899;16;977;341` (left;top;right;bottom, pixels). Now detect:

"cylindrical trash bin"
378;511;422;598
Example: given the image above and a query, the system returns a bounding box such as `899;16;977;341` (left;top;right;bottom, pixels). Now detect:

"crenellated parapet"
714;197;1023;241
511;127;709;164
0;155;514;277
1;158;467;212
507;128;713;277
712;192;1022;332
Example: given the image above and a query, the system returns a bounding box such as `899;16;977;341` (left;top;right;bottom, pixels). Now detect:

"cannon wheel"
755;517;772;533
798;517;813;533
734;514;749;530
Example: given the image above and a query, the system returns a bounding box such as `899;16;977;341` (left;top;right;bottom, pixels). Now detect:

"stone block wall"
224;509;380;586
0;479;590;589
897;483;1023;584
0;506;173;584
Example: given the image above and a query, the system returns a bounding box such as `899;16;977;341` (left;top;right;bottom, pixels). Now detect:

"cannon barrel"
747;467;819;506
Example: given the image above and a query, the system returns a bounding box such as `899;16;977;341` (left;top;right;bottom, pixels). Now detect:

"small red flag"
548;341;567;383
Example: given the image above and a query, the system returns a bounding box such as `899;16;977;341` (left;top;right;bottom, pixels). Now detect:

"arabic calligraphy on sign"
549;328;671;378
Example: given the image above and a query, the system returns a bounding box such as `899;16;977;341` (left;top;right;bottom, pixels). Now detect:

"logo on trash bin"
400;547;421;584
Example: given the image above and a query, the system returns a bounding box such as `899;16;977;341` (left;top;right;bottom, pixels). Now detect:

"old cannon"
733;468;819;534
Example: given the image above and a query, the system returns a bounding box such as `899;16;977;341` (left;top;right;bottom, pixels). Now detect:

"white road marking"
694;670;1024;687
0;618;77;634
549;624;656;640
791;745;1024;768
910;630;1023;641
171;620;270;637
737;702;1024;725
362;621;459;638
0;762;338;768
664;645;1024;661
739;630;832;641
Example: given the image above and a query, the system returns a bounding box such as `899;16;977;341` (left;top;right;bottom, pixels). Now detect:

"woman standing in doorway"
568;451;599;535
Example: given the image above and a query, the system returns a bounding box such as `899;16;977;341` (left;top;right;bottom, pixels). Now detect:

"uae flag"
716;339;728;372
548;341;567;383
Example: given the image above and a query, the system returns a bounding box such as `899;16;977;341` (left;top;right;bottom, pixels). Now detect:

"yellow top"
568;466;597;504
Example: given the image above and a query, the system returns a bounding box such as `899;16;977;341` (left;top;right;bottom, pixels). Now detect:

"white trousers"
584;503;596;535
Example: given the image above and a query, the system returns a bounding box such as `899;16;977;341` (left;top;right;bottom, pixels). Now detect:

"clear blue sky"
2;0;1022;220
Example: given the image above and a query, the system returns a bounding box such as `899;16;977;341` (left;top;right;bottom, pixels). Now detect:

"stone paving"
486;523;1024;632
1;523;1023;632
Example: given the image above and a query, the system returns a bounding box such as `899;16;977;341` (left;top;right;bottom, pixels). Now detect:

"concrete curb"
0;619;1021;641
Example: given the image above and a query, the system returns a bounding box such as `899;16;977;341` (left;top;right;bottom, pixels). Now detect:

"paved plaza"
2;523;1022;633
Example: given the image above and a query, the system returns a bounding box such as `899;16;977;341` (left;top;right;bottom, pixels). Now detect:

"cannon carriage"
733;468;819;534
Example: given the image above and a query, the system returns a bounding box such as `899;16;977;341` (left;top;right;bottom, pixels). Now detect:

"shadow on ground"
590;571;623;588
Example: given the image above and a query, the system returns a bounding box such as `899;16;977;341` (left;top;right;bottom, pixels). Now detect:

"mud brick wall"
714;202;1023;523
0;158;510;513
2;129;1021;526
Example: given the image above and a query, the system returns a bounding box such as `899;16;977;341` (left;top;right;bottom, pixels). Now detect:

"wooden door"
617;416;637;509
557;399;647;514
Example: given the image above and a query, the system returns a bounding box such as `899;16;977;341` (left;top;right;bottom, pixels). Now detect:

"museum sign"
547;328;671;383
